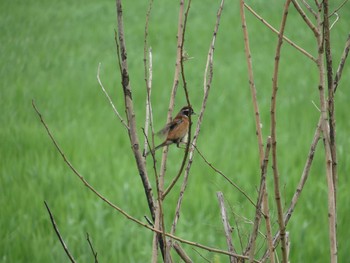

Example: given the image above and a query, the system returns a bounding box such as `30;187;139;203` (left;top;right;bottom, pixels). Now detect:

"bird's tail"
144;141;169;157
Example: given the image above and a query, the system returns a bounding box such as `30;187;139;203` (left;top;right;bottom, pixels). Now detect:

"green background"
1;0;349;262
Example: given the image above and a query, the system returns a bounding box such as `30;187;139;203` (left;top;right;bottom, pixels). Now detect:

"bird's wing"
156;118;183;138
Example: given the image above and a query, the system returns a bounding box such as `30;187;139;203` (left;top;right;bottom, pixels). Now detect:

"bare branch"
97;63;129;130
86;233;99;263
217;191;237;263
44;201;76;263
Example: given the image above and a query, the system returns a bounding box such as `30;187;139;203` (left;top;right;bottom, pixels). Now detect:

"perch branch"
158;0;186;187
170;0;224;237
44;201;76;263
162;0;192;198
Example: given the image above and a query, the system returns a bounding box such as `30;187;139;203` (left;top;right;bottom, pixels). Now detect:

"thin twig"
86;233;99;263
193;145;257;209
291;0;319;37
302;0;317;18
192;248;212;263
97;63;129;130
329;0;348;17
44;201;76;263
217;192;237;263
33;102;258;262
334;33;350;92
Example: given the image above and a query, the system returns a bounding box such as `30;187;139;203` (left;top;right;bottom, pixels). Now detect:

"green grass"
1;0;350;262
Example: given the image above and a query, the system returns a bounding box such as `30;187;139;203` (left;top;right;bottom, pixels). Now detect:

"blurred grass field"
1;0;350;262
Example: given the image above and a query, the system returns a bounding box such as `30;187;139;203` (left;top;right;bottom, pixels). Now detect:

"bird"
144;105;195;156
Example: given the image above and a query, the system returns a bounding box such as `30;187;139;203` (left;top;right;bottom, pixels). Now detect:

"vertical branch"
239;0;264;162
217;191;237;263
270;1;292;262
323;0;337;206
315;2;337;262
